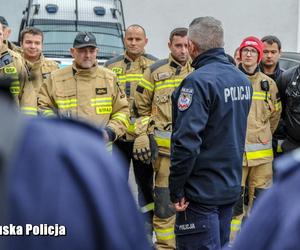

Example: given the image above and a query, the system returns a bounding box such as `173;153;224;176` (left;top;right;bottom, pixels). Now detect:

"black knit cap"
73;32;97;48
0;16;8;27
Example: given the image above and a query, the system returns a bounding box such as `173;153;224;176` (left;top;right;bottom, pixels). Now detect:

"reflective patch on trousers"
153;187;175;219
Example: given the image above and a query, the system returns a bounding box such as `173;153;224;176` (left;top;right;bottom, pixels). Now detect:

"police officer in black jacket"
169;16;252;250
277;65;300;152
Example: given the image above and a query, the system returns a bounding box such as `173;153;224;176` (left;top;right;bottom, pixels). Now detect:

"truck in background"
19;0;126;66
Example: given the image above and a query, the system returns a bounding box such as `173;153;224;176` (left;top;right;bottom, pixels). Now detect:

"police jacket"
239;65;281;166
228;151;300;250
104;51;158;140
169;48;252;205
0;97;150;250
38;61;129;140
277;65;300;143
135;54;193;155
0;44;36;116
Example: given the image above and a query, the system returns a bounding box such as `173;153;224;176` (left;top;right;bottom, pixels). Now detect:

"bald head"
124;24;148;60
125;24;146;37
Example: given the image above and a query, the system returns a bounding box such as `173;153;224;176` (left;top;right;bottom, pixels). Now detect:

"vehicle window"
279;59;300;70
34;23;124;59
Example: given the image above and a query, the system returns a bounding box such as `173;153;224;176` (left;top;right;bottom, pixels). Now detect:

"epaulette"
150;58;169;73
144;53;159;62
104;55;125;66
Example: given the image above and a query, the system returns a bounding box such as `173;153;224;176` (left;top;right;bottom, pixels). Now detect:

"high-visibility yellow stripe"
21;107;37;111
230;219;242;232
138;78;154;91
253;91;271;97
91;97;112;106
57;103;77;109
246;148;273;160
21;107;38;116
42;109;55;117
275;101;282;111
140;202;154;213
155;79;182;90
112;112;129;127
154;227;175;240
142;117;150;125
252;96;266;100
21;107;37;116
127;123;136;133
56;99;77;109
118;74;143;83
155;137;171;148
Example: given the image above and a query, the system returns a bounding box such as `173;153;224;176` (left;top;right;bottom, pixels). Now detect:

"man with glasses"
232;36;281;230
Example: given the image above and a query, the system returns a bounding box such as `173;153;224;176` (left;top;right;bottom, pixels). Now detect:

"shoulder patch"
150;58;169;73
104;55;125;67
111;67;124;75
178;87;194;111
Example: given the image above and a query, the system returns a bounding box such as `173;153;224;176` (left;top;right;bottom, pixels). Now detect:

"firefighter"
232;36;281;235
0;76;151;250
20;27;59;102
104;24;158;238
38;31;129;143
134;27;192;249
0;16;22;54
0;22;36;116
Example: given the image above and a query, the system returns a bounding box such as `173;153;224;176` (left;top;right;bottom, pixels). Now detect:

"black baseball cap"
0;16;8;27
73;32;97;48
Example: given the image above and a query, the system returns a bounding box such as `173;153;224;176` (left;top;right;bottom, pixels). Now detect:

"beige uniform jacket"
244;71;281;166
5;40;22;54
0;44;36;116
135;55;193;154
104;51;158;140
26;54;59;93
38;62;129;139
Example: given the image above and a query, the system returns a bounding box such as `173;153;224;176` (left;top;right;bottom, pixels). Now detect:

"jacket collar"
259;62;283;81
72;61;98;76
239;63;260;76
191;48;227;69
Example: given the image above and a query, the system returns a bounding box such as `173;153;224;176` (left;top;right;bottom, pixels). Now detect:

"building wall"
1;0;299;57
124;0;298;58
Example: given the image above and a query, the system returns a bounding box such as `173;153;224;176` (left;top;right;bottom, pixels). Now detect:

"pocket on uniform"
175;208;210;236
261;101;272;122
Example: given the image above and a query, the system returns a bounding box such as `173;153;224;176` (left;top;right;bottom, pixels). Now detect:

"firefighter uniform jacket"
4;40;23;54
38;62;129;139
0;44;36;116
244;71;281;166
25;54;59;93
135;54;193;155
104;51;158;140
